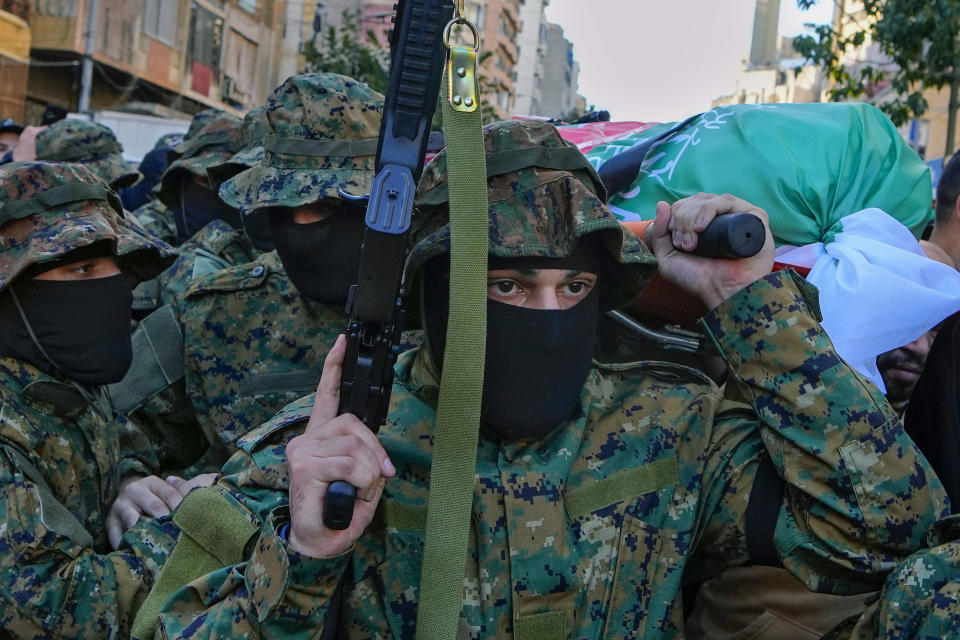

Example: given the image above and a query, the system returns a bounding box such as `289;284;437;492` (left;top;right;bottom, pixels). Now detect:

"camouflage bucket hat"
207;103;270;192
408;119;657;311
36;119;142;190
154;132;185;150
0;161;175;291
218;73;384;215
157;110;243;210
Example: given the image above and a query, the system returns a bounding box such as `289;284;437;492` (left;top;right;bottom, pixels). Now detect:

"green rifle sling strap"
414;65;489;640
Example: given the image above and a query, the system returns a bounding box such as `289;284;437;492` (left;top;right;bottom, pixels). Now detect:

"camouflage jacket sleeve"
692;269;949;593
153;408;348;639
156;519;347;639
0;454;179;638
117;409;164;479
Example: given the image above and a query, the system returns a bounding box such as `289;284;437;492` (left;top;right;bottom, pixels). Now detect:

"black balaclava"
268;203;366;304
174;174;243;243
242;210;275;252
422;242;602;442
0;272;134;387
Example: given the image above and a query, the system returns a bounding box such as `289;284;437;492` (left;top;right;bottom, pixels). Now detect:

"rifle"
323;0;455;530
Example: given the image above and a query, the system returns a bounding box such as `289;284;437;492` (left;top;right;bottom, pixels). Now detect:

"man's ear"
953;196;960;226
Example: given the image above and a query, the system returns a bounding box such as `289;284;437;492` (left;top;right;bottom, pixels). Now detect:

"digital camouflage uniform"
206;102;269;193
127;114;227;249
131;109;253;314
0;161;181;638
831;515;960;640
142;74;383;474
113;111;260;473
130;199;178;247
35;118;142;190
115;221;260;474
146;120;949;639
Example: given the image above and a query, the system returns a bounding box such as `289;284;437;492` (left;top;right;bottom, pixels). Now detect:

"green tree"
303;11;390;94
794;0;960;155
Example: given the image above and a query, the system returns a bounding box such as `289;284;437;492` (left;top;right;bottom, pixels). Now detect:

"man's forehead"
487;267;594;279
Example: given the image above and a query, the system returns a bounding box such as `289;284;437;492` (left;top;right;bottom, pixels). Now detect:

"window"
472;4;485;30
144;0;178;44
187;4;224;74
495;50;508;73
498;12;515;39
223;28;258;99
238;0;256;12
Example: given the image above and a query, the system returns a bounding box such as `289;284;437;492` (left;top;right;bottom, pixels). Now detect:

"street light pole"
78;0;98;114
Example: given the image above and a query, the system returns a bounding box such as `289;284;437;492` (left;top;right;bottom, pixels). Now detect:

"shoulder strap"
109;304;185;414
131;486;257;640
745;450;785;567
1;444;94;548
414;51;489;640
189;247;233;280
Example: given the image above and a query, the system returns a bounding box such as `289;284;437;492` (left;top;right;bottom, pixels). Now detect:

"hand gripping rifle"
323;0;455;530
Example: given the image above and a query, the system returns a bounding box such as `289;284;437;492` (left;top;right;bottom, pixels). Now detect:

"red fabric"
191;61;212;96
557;121;660;153
773;261;810;277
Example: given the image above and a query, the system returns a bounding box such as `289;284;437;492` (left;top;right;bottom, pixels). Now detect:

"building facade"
712;0;824;112
512;0;546;116
536;22;580;120
27;0;288;122
22;0;540;128
0;0;30;121
461;0;522;121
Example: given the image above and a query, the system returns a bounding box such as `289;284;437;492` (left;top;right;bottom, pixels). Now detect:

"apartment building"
512;0;545;116
0;0;29;121
27;0;286;121
461;0;522;120
713;0;824;111
536;22;579;120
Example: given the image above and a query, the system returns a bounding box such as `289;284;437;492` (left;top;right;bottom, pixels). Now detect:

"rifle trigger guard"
338;189;371;202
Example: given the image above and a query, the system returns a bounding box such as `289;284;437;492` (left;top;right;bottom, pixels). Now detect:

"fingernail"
166;476;177;484
683;232;693;247
383;457;395;474
673;231;681;246
695;215;705;229
667;218;675;231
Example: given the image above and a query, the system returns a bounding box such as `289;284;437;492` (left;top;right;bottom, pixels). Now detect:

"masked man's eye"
70;261;96;275
562;277;596;297
489;280;520;296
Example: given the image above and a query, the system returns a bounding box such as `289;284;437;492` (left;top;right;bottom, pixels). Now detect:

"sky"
542;0;836;123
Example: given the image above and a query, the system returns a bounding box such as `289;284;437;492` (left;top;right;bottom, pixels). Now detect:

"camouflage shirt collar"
395;347;439;409
0;357;91;418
